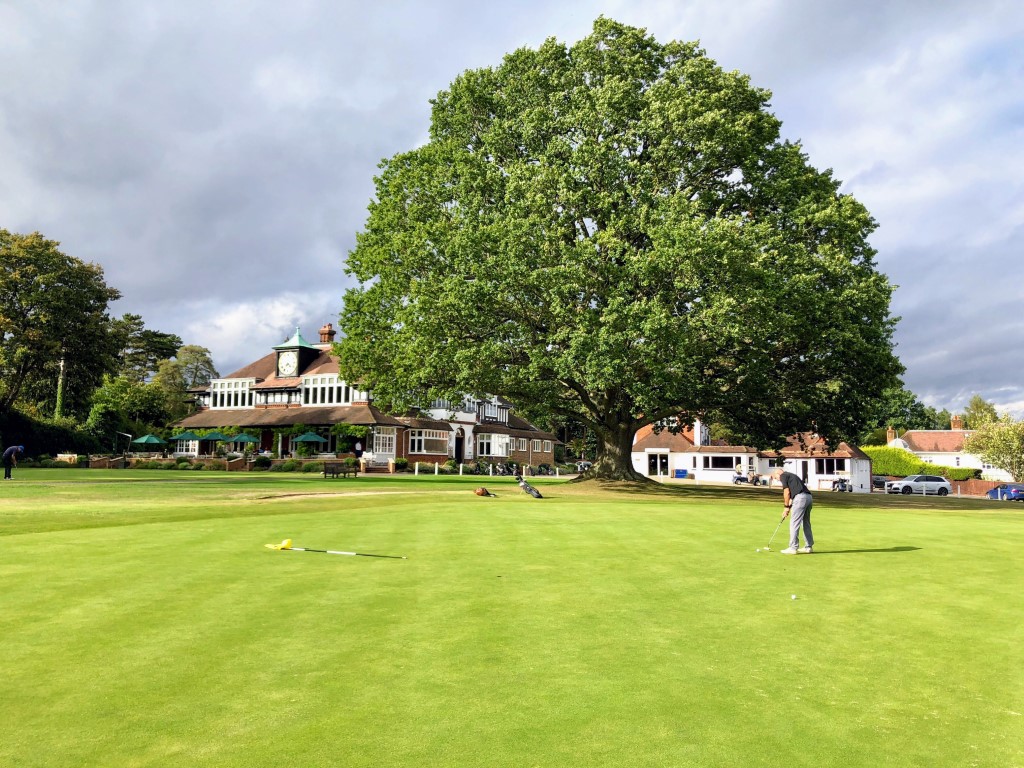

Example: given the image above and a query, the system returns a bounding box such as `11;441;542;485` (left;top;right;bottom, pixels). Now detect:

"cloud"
1;0;1022;417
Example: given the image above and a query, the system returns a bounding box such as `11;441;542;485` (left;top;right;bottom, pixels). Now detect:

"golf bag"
474;487;496;497
515;474;543;499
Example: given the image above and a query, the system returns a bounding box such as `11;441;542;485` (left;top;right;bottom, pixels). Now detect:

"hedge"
860;446;981;480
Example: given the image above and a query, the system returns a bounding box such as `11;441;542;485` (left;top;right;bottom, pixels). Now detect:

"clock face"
278;351;298;376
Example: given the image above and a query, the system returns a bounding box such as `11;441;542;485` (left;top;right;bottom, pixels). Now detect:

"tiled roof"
252;377;301;389
303;350;340;375
900;430;971;453
178;404;405;429
632;424;694;452
223;352;276;380
686;444;760;453
222;349;339;381
475;422;558;441
768;433;870;460
399;416;454;430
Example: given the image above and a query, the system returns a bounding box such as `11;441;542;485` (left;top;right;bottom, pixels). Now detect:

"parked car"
575;461;593;473
872;475;888;490
985;483;1024;501
885;475;952;496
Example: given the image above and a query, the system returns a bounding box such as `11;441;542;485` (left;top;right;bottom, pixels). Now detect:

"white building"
886;420;1011;481
631;423;873;493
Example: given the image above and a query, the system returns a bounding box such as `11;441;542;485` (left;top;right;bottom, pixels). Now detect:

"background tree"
0;230;121;417
88;375;169;428
337;18;902;480
110;313;183;382
858;385;953;444
150;345;218;421
964;415;1024;482
963;394;998;429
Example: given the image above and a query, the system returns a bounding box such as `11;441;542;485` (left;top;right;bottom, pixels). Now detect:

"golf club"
265;539;406;559
764;514;786;552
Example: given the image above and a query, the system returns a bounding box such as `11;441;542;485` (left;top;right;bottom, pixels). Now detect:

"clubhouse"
175;323;558;470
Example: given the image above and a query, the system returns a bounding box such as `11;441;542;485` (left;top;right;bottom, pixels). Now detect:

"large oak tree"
337;18;902;479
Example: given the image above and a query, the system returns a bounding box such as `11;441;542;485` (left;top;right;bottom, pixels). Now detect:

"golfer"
771;466;813;554
3;444;25;480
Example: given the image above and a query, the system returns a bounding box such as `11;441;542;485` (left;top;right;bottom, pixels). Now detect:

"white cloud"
1;0;1022;420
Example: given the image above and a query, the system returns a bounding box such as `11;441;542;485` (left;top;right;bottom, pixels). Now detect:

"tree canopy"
111;314;183;383
963;394;998;429
337;17;902;479
858;384;953;443
0;230;121;416
964;415;1024;482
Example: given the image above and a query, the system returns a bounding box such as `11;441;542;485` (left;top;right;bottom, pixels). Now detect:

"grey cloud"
1;0;1022;415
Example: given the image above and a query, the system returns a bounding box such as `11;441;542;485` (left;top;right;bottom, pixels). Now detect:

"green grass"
1;470;1022;767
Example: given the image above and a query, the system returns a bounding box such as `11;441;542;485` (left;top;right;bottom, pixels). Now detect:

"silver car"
885;474;952;496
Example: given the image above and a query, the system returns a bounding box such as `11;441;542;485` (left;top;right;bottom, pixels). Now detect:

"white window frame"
477;433;510;457
409;429;450;455
372;428;396;455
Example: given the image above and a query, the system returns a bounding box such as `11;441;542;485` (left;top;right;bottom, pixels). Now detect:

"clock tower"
273;328;318;377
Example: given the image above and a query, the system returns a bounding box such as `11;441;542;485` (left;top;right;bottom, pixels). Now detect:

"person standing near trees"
771;466;814;554
3;445;25;479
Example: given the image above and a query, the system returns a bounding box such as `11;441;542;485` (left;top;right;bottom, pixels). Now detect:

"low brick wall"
89;456;125;469
950;479;1003;498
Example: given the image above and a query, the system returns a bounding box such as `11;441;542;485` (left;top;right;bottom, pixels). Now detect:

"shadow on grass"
813;546;922;555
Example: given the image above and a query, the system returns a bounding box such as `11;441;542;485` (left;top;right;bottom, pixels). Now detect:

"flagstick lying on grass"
264;539;407;559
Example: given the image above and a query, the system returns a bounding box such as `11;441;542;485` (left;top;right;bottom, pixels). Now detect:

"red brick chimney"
319;323;336;344
950;415;963;430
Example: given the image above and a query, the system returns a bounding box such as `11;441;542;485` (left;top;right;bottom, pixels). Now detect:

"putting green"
1;471;1021;767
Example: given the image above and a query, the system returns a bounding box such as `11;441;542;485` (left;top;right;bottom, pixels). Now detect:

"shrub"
947;467;982;481
278;459;303;472
393;457;408;471
860;446;981;480
344;456;360;469
204;460;227;471
252;455;272;469
860;447;923;477
303;461;324;473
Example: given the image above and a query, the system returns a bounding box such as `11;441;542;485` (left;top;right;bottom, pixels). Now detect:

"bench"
323;462;357;478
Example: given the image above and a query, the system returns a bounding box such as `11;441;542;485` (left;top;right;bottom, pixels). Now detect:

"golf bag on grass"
515;474;543;499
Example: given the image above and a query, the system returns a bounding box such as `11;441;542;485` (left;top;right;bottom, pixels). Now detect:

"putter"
764;514;786;552
265;539;406;559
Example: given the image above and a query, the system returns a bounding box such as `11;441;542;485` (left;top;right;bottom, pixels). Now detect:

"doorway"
648;453;668;476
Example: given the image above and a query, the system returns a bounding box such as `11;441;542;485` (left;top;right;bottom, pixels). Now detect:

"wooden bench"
323;462;357;478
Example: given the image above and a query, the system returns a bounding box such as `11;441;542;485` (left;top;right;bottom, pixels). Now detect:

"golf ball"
791;594;797;600
756;548;760;552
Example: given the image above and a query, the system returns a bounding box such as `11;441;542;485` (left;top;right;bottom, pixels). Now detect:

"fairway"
2;471;1021;767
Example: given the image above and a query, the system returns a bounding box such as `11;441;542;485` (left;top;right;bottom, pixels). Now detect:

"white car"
885;474;952;496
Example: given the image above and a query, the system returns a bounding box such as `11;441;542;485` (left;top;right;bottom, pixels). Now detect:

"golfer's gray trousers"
789;492;814;549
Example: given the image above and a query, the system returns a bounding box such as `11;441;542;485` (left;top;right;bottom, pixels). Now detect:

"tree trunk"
579;419;651;482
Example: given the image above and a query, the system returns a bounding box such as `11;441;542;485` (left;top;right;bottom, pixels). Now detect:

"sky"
2;0;1022;417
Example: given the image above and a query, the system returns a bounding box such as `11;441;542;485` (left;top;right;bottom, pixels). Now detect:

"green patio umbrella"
228;434;260;444
170;431;201;442
292;432;328;443
131;434;167;445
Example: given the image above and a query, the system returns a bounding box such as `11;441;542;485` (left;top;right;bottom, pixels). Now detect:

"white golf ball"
756;548;760;552
791;594;797;600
